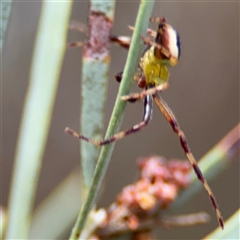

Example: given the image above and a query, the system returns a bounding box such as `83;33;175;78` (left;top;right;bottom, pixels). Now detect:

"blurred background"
2;1;239;239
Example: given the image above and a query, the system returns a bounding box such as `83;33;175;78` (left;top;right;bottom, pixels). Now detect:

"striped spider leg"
67;21;87;48
66;93;153;145
67;20;132;49
152;93;224;228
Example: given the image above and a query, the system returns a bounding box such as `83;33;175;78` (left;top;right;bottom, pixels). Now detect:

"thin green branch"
69;1;155;239
6;2;73;238
80;0;116;198
202;209;240;239
0;0;12;52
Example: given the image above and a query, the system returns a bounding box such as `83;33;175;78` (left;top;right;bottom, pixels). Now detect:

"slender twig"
6;2;73;238
0;1;12;52
69;1;155;239
202;209;240;240
80;0;116;199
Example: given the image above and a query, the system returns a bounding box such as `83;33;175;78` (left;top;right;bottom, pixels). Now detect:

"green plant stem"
202;209;240;239
6;2;73;239
80;0;116;199
0;0;12;52
69;1;155;239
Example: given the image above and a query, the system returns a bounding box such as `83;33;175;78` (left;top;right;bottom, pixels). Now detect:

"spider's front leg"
116;70;168;103
121;83;169;102
67;20;133;49
152;93;224;229
65;94;153;146
109;35;132;49
68;34;132;49
110;26;157;50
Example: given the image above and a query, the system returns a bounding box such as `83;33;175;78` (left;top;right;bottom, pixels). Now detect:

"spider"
65;17;224;229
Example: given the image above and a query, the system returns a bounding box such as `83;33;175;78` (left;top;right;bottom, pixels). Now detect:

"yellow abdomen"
141;46;170;86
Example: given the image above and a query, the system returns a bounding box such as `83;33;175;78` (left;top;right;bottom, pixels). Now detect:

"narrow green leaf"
6;2;73;238
0;1;12;51
203;209;240;239
80;0;116;195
